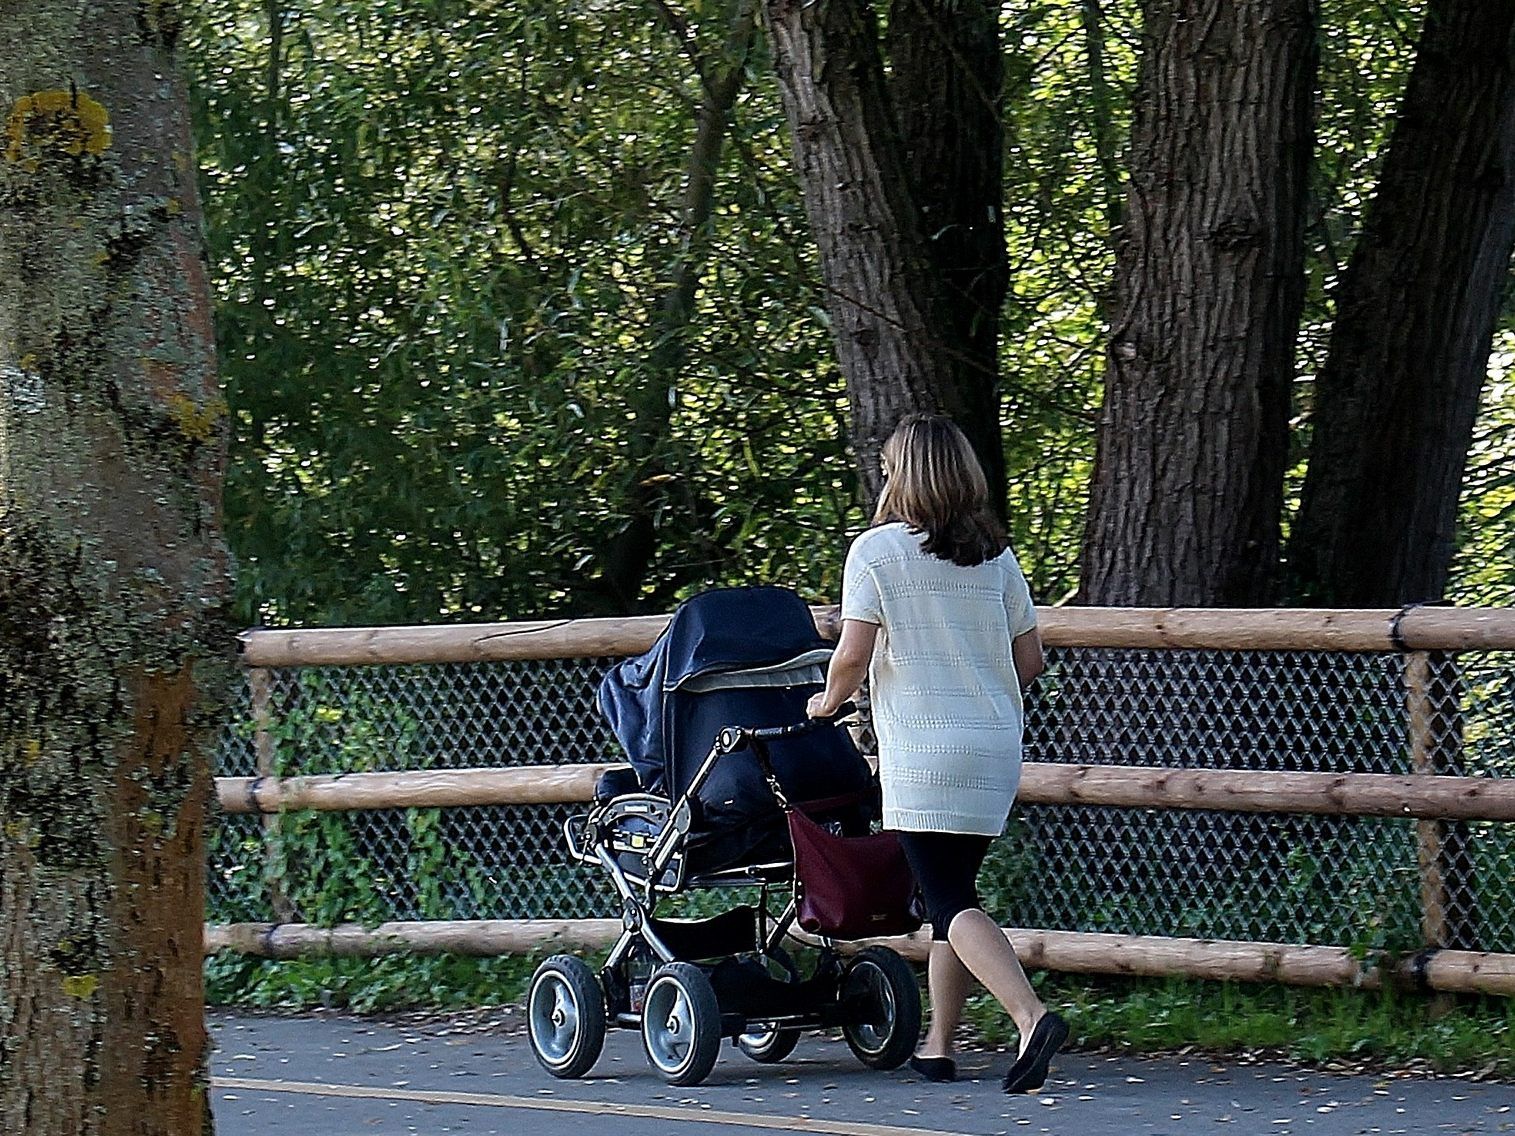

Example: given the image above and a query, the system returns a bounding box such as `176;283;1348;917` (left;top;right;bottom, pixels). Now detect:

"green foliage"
188;0;861;625
968;974;1515;1077
998;0;1139;601
181;0;1148;621
208;674;611;929
204;951;542;1011
1454;345;1515;606
979;819;1423;956
185;0;1513;621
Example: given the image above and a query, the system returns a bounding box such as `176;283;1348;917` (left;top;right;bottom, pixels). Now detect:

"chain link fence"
208;646;1515;957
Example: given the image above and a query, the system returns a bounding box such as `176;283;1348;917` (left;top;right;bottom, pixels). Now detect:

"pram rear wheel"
641;962;722;1086
527;955;607;1079
736;1025;802;1063
840;946;921;1070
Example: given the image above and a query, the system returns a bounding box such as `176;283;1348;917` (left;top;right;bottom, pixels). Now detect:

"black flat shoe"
908;1054;957;1083
1001;1012;1068;1094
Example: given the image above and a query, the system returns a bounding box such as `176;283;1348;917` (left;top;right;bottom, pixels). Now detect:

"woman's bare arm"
1012;627;1045;691
806;619;879;717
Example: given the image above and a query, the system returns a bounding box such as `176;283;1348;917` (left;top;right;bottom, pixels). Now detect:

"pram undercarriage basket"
526;587;923;1087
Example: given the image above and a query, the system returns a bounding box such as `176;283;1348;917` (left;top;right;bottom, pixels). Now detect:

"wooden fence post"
1405;651;1450;948
248;667;295;923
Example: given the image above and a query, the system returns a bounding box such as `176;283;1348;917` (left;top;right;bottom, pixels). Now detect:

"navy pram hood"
596;584;874;873
597;586;833;794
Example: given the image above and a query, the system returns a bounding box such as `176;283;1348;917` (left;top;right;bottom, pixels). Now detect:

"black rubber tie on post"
245;774;266;815
1389;602;1422;652
1406;946;1441;993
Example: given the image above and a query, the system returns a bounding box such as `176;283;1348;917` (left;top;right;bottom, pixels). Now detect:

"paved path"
209;1010;1512;1135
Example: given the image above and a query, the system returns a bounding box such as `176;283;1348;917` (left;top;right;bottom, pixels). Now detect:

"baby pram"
526;586;923;1086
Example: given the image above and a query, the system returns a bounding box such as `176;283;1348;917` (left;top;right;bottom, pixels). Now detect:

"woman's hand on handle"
806;692;836;719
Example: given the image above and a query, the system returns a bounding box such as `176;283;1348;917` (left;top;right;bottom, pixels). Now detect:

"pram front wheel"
641;962;722;1086
527;955;607;1079
839;946;921;1071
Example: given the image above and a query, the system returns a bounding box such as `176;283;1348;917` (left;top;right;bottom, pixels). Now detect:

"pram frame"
533;713;923;1086
570;722;805;979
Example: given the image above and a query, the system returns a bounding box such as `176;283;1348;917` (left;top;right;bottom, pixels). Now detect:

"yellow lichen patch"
61;974;99;1000
167;391;227;443
4;89;111;170
22;737;41;764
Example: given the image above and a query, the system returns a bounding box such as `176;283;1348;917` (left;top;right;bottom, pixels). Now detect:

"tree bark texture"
884;0;1008;516
1287;0;1515;606
1079;0;1318;605
0;4;229;1133
762;0;999;509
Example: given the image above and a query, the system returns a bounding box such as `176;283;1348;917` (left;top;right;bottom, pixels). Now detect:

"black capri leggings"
895;831;994;941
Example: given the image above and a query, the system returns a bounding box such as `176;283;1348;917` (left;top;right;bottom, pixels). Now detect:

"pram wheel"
526;955;607;1079
736;1025;802;1063
641;962;722;1086
839;946;921;1070
736;947;802;1063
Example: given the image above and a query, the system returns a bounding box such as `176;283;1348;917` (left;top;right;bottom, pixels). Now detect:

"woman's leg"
917;941;972;1058
897;831;1051;1058
950;908;1068;1092
897;833;1006;1058
943;908;1046;1054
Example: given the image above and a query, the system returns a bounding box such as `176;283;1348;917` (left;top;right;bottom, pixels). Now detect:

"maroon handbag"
787;805;924;940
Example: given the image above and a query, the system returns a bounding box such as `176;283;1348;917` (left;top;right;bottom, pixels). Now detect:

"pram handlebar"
711;702;861;814
747;701;857;742
714;704;857;754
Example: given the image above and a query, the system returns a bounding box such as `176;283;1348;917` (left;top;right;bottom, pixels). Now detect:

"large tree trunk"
1078;0;1318;605
0;5;228;1133
884;0;1008;517
1287;0;1515;606
762;0;1000;509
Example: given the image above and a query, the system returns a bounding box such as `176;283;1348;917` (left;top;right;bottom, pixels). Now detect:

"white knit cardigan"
841;523;1037;836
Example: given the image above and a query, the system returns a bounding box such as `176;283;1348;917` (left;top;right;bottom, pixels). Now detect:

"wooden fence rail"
237;605;1515;667
215;762;1515;821
200;919;1515;996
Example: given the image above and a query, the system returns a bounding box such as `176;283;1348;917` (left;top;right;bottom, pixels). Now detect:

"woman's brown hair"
873;413;1008;567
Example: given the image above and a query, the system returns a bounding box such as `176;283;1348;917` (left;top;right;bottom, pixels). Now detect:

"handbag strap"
748;739;873;817
747;737;793;811
794;788;874;816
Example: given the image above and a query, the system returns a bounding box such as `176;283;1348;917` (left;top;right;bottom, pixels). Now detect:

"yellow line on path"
213;1075;967;1136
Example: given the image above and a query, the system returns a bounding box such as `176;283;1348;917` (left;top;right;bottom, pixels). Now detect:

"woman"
806;413;1067;1094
